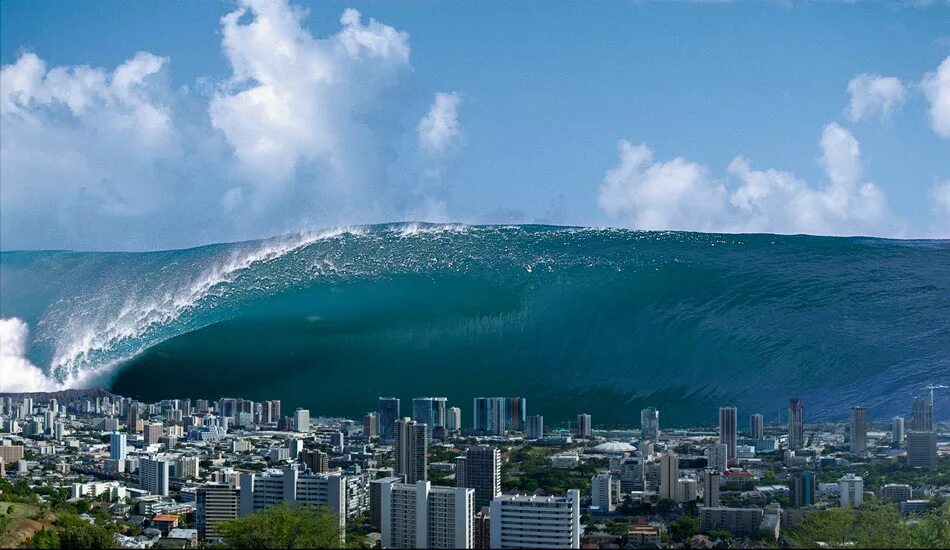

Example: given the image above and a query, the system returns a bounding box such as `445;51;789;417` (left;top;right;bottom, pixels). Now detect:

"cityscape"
0;388;947;548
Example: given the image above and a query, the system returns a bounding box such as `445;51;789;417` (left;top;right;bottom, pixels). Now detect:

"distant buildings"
394;417;428;483
472;397;527;435
849;406;868;453
698;507;765;537
839;473;864;508
381;480;474;549
526;415;544;440
659;450;679;501
892;416;905;445
489;491;580;549
880;483;912;503
591;473;614;512
110;431;127;461
576;414;592;440
641;408;660;441
447;407;462;432
293;408;310;433
455;445;501;509
706;443;728;473
719;407;737;464
378;397;401;442
791;471;816;508
749;413;764;440
911;397;933;432
907;431;938;469
413;397;448;436
703;469;720;507
788;398;805;450
144;422;163;445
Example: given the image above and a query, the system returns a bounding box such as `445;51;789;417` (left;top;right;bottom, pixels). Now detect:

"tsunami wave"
2;223;949;424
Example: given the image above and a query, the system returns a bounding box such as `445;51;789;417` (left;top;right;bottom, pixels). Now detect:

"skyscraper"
591;473;614;512
505;397;527;432
907;431;938;469
706;443;728;473
849;406;868;453
911;397;933;432
381;480;474;549
659;450;679;501
719;406;738;463
790;471;816;508
473;397;493;433
394;418;428;483
197;483;240;542
641;408;659;441
788;398;804;450
363;413;379;439
703;469;720;507
144;422;163;445
490;491;580;549
110;432;127;461
891;416;905;445
527;415;544;440
140;457;170;496
446;407;462;432
576;414;592;439
293;408;310;433
455;445;501;509
413;397;448;432
379;397;400;442
749;413;764;440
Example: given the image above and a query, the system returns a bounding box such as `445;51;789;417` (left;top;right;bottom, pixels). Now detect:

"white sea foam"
45;227;365;385
394;222;470;237
0;317;63;392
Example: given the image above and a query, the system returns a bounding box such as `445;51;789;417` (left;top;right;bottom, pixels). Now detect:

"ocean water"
1;223;948;426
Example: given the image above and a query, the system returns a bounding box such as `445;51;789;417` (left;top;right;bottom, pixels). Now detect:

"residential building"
719;406;738;463
293;408;310;432
879;483;912;503
379;397;400;442
591;473;614;512
839;473;864;508
911;397;933;432
750;413;764;440
849;406;868;453
197;483;240;542
699;507;765;537
641;408;659;441
489;491;581;549
455;445;501;509
576;414;592;439
144;422;163;445
907;431;938;469
110;432;127;461
791;471;816;508
526;415;544;440
892;416;905;445
706;443;728;473
703;469;720;507
380;480;474;549
659;450;679;501
140;457;171;496
394;417;428;483
788;398;805;450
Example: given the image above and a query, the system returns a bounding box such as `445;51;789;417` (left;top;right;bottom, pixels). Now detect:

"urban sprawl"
0;390;947;549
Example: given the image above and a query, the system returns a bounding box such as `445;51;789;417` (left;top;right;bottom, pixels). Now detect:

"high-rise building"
911;397;933;432
706;444;728;473
849;406;868;453
591;473;614;512
260;400;281;424
363;412;379;439
788;398;805;450
790;471;816;508
719;407;738;463
144;423;164;445
907;431;938;469
472;397;526;435
455;445;501;509
576;414;592;439
379;397;401;442
293;408;310;433
110;432;127;461
473;397;494;434
446;407;462;432
839;473;864;508
127;404;141;433
238;466;348;534
641;408;659;441
879;483;912;503
139;457;171;496
299;449;329;473
659;450;679;501
703;470;720;507
489;491;580;549
749;413;764;440
381;480;474;549
473;507;491;550
505;397;527;432
413;397;449;433
892;416;905;445
197;483;240;542
526;415;544;440
370;476;401;531
394;418;428;483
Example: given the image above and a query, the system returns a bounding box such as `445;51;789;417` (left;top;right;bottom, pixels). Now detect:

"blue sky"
1;0;948;250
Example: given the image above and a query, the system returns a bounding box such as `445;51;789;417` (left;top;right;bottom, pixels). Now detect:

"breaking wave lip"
44;226;372;387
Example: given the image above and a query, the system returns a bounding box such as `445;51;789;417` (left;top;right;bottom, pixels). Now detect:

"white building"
72;481;126;500
239;465;347;531
590;473;613;512
706;443;728;473
446;407;462;432
380;480;474;549
294;408;310;433
839;473;864;508
489;490;580;549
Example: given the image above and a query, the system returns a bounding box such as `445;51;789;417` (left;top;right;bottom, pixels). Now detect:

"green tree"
27;528;60;549
55;514;115;549
667;516;699;541
217;504;349;549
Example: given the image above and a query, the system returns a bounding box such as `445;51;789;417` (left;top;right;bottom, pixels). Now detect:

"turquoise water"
2;224;948;426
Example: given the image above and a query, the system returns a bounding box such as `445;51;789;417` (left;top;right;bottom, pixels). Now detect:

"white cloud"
846;74;905;122
930;180;950;237
922;55;950;138
418;92;462;156
210;0;413;204
599;123;899;236
598;141;728;232
0;318;61;392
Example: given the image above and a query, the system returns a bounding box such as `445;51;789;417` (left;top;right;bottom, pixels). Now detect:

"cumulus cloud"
210;0;413;207
846;74;905;122
0;318;60;392
599;123;899;236
922;55;950;138
418;92;462;157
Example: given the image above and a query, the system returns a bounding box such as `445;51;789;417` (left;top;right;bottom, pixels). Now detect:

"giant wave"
1;223;948;425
